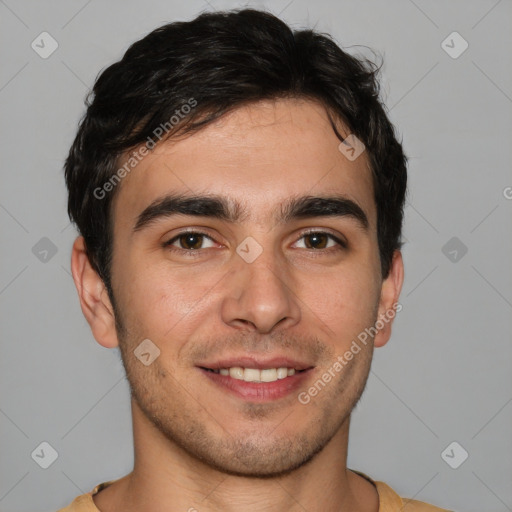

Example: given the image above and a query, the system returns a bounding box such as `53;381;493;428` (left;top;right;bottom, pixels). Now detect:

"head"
66;9;406;477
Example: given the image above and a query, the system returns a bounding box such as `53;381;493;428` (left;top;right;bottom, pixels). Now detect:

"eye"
293;231;346;251
163;231;216;252
162;229;347;255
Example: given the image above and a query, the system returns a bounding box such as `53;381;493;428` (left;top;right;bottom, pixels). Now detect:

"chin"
182;428;331;479
202;447;320;479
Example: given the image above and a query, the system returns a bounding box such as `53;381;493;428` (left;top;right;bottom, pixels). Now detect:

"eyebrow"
133;193;369;232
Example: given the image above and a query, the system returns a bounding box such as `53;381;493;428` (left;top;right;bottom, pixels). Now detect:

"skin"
71;97;404;512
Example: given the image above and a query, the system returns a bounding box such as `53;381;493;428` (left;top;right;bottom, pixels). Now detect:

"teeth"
260;369;277;382
229;367;244;380
276;367;288;379
243;368;260;382
215;367;298;383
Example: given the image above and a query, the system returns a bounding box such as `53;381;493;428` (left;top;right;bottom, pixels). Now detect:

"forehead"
112;98;376;230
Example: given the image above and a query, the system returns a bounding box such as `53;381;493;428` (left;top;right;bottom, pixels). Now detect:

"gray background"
1;0;511;511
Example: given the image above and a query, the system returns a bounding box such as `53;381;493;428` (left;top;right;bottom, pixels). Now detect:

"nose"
220;246;301;334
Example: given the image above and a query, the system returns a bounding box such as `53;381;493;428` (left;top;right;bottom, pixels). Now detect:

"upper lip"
197;356;314;371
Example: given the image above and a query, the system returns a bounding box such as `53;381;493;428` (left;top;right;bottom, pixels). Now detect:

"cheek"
302;267;379;339
118;259;222;341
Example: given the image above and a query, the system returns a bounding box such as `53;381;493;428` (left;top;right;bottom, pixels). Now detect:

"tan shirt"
57;471;452;511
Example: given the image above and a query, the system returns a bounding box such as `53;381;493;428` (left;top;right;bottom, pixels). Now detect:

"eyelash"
162;229;347;256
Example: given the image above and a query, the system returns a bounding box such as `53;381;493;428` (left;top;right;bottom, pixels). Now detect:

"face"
101;98;399;477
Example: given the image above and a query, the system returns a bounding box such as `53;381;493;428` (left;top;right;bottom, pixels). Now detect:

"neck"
93;399;378;512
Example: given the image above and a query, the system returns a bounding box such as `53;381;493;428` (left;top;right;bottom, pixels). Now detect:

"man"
59;8;451;512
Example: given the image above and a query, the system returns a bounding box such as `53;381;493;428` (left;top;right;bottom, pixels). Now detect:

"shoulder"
56;480;116;512
351;470;452;511
56;494;96;512
375;480;453;511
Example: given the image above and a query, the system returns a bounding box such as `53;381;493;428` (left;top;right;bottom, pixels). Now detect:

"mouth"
196;358;315;402
200;366;307;383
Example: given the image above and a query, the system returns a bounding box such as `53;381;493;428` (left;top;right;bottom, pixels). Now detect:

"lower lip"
198;368;314;402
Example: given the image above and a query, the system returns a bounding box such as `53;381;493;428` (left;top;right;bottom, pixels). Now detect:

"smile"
202;366;305;383
198;365;314;401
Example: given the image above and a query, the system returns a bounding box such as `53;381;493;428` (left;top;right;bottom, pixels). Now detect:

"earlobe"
70;236;119;349
373;250;404;348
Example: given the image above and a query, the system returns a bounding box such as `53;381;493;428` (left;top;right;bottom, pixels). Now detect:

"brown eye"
164;231;216;251
177;233;204;250
304;233;329;249
295;231;346;250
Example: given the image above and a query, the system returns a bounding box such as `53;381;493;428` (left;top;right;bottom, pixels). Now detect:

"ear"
70;236;119;349
373;250;404;348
